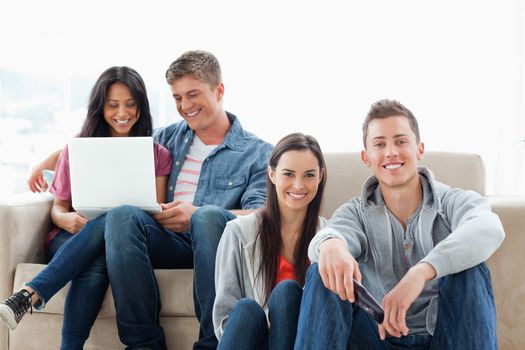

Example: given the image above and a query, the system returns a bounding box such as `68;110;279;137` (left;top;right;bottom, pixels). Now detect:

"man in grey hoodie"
294;99;505;350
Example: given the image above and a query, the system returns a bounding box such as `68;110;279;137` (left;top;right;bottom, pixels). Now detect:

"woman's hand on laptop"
55;212;88;234
154;201;198;233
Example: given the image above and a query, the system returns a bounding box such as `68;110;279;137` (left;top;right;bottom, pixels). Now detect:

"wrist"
410;262;436;282
319;238;346;254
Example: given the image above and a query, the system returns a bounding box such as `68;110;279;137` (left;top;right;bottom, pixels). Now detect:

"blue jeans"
27;215;109;350
104;205;235;350
190;206;237;350
294;263;497;350
218;280;302;350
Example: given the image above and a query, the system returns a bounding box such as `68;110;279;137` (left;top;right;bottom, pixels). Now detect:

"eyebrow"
281;168;318;173
371;133;409;141
173;89;199;97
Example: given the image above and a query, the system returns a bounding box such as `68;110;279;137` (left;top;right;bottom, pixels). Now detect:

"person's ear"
417;142;425;160
216;83;225;100
268;165;275;184
361;150;371;167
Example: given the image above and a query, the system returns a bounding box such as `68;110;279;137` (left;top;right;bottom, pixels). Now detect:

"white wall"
0;0;523;195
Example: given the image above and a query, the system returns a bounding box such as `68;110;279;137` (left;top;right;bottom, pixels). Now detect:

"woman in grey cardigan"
213;133;327;350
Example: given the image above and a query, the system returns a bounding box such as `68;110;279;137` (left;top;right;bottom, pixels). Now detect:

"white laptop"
68;136;161;219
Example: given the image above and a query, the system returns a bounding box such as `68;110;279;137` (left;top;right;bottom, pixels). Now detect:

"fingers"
381;297;408;338
72;215;88;233
154;205;178;221
319;258;354;301
334;268;347;300
318;262;331;290
353;261;363;283
155;202;186;221
28;176;45;193
378;324;386;340
397;307;409;336
343;270;355;302
28;182;39;193
160;200;181;210
153;207;189;232
387;303;402;338
78;215;88;226
380;304;398;338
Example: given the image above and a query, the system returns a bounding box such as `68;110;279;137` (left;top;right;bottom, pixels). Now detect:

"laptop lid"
68;136;161;219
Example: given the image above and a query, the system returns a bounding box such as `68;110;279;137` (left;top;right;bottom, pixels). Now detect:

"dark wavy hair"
256;132;327;306
79;66;153;137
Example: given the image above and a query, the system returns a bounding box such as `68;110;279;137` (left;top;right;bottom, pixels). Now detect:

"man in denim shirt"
103;51;272;350
25;51;271;350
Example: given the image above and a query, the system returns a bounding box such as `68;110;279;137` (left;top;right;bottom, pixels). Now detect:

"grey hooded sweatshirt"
213;212;325;340
308;167;505;335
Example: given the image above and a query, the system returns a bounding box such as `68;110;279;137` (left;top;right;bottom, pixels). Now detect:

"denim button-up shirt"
154;112;272;210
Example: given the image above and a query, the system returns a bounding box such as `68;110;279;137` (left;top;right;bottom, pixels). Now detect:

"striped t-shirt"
173;136;217;203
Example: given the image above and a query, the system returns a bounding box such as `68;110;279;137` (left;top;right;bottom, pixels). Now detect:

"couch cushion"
13;264;196;317
321;151;485;218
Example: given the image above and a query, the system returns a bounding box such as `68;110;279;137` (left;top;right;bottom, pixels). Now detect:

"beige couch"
1;151;524;350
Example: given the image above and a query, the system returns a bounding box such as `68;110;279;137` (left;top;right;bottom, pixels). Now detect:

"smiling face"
103;82;139;137
170;75;224;134
361;115;424;191
268;149;323;217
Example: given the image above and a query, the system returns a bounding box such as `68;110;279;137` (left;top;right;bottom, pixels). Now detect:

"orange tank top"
274;254;296;286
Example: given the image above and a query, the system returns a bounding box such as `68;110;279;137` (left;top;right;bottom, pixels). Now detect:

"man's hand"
27;166;48;193
378;262;436;339
154;201;198;232
55;212;88;234
318;238;362;302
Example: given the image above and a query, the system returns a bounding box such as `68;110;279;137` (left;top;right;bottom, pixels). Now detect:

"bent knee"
191;205;232;241
107;205;143;219
232;298;265;319
271;280;302;299
190;205;225;226
269;280;302;310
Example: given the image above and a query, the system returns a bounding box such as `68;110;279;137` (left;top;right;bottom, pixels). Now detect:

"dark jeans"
218;280;302;350
27;215;109;350
294;263;497;350
104;205;235;350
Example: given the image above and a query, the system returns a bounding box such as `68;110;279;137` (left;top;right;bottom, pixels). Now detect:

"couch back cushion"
321;151;485;218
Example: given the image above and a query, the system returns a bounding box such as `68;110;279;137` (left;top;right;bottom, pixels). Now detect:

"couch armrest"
0;193;52;350
486;196;525;349
0;193;53;300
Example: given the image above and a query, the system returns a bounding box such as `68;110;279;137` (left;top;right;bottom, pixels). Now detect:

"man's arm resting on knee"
378;262;436;340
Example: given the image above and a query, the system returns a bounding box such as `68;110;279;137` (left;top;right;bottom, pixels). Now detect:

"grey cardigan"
213;212;325;340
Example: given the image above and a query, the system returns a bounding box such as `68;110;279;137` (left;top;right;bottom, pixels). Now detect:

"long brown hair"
256;133;326;305
80;66;153;138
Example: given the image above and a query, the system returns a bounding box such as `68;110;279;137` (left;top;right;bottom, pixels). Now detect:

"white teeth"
115;119;130;124
288;193;306;200
187;110;199;117
384;163;402;170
